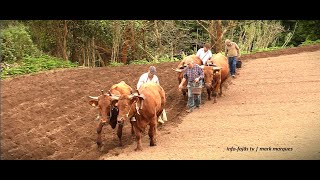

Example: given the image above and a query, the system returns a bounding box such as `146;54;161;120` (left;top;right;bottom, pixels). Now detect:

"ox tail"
162;109;168;122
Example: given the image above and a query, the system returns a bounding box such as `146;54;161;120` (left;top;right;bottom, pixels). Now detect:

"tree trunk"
70;24;79;63
215;20;223;53
111;21;121;63
142;28;147;59
53;20;68;60
208;20;216;53
91;37;96;67
121;40;130;64
121;24;132;64
130;21;136;60
62;20;68;60
80;47;85;66
154;20;163;60
86;47;90;67
95;45;112;66
96;50;106;67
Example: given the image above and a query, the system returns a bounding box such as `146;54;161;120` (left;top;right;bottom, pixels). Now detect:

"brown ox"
203;53;229;103
88;81;133;147
173;55;202;97
112;82;166;151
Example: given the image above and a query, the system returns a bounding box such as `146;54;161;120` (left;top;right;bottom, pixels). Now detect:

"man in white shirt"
135;66;167;124
137;66;159;89
196;43;213;66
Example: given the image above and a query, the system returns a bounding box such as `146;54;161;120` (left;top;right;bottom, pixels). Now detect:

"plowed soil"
1;44;320;160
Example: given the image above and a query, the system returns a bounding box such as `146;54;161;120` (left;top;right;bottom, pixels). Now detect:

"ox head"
172;66;186;85
111;90;145;124
173;56;192;84
202;66;222;89
89;90;119;126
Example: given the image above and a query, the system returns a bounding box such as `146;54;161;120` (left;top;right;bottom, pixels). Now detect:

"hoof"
97;141;102;148
150;142;157;146
134;147;142;151
158;119;165;124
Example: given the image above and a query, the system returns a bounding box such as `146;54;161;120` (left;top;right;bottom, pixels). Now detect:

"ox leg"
130;121;135;136
117;124;123;146
213;92;218;103
133;125;143;151
219;83;223;96
148;120;157;146
96;122;104;147
183;89;187;100
206;88;211;100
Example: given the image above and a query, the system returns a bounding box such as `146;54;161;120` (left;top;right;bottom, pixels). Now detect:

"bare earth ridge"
1;44;320;160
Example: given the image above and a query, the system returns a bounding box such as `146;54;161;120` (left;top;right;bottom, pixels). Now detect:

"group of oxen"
173;53;229;103
88;81;166;151
88;53;229;151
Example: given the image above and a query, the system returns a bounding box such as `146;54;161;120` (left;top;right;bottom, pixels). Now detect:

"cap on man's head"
149;66;156;75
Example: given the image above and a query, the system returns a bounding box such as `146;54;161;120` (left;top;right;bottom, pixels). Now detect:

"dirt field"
1;44;320;160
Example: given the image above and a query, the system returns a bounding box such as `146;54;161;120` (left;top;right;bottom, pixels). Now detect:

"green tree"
1;22;40;62
280;20;320;46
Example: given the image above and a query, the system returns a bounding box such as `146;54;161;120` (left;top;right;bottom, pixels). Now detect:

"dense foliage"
1;23;41;62
1;20;319;79
1;55;77;79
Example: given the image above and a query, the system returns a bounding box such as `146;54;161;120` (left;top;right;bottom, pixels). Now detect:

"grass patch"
1;55;78;79
299;39;320;46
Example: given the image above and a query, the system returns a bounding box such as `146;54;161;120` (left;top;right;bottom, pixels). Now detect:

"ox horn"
213;67;222;70
88;96;98;100
174;68;182;72
128;94;135;99
129;92;140;99
107;90;112;96
111;94;120;101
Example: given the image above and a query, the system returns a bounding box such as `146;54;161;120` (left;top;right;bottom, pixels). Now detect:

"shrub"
109;61;125;67
1;23;41;63
1;55;77;79
158;56;180;63
299;39;320;46
130;59;151;65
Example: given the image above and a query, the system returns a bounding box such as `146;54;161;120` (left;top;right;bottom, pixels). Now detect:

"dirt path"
101;50;320;160
1;44;320;160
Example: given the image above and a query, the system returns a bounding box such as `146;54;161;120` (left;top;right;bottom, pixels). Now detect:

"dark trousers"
228;56;237;76
187;81;202;108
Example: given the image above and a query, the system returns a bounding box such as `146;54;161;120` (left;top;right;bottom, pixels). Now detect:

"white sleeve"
207;51;212;63
196;49;201;57
137;74;145;89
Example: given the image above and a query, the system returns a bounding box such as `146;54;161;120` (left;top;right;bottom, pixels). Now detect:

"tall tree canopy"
1;20;318;66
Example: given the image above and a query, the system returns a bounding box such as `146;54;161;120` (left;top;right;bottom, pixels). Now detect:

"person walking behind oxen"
225;39;241;78
136;66;167;124
196;42;213;66
178;57;204;113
